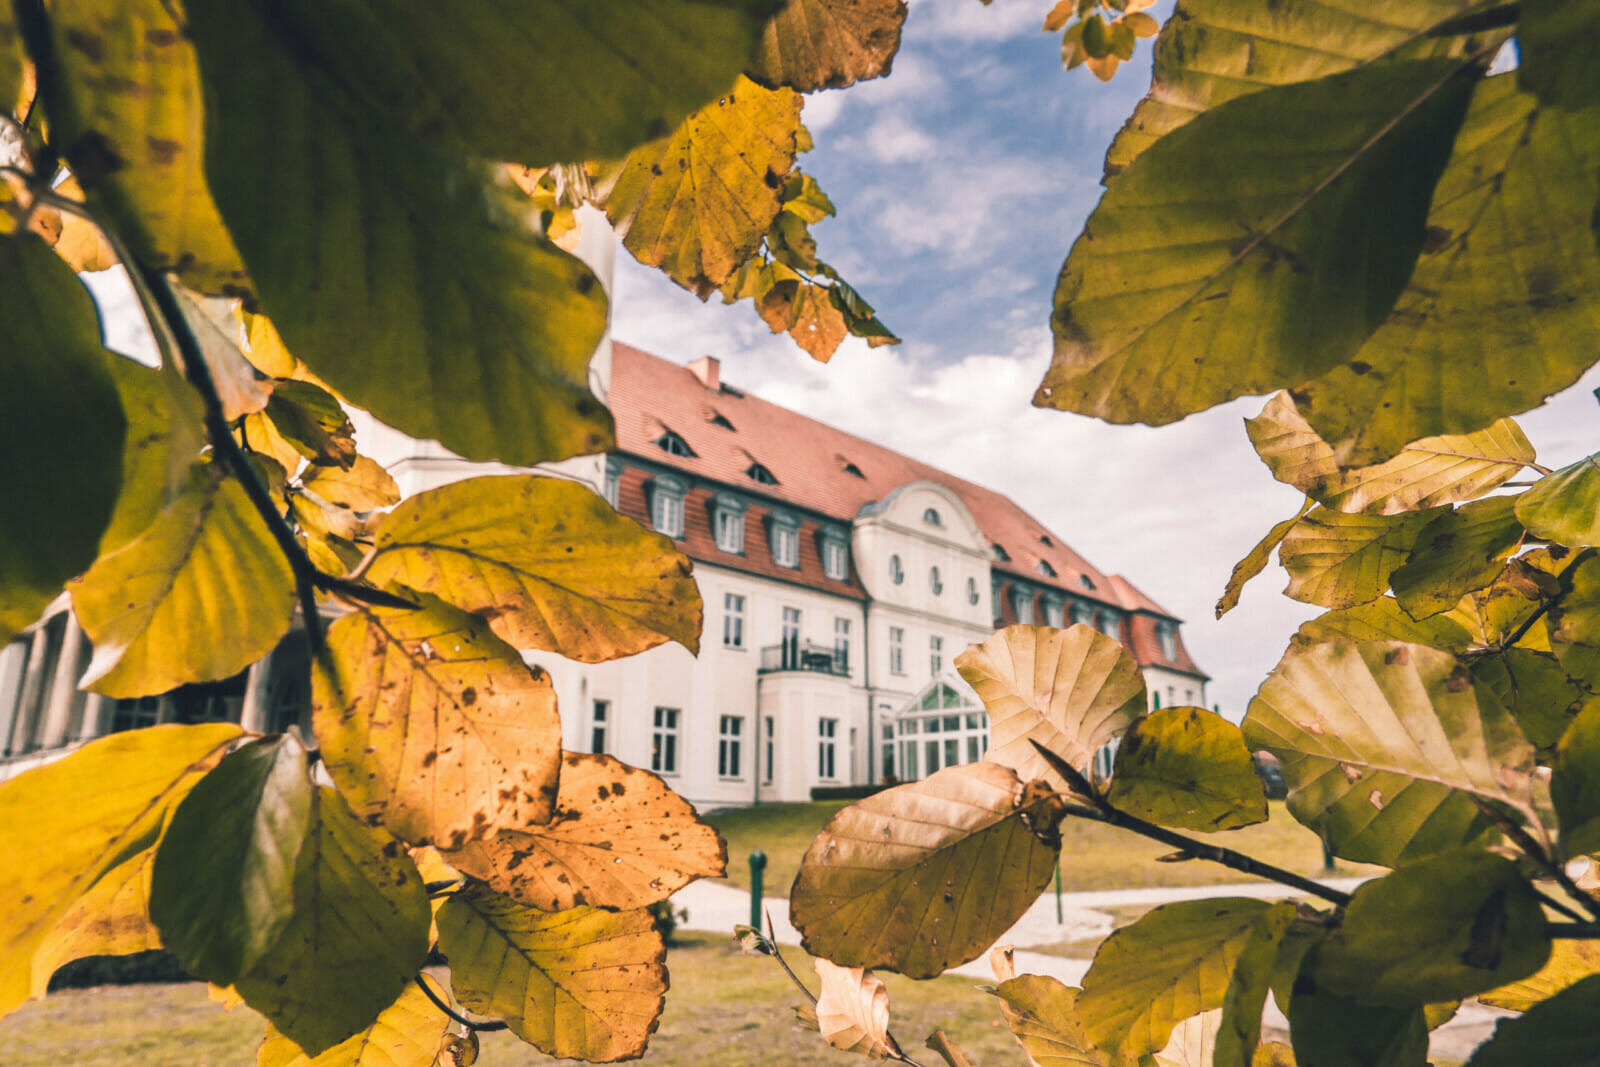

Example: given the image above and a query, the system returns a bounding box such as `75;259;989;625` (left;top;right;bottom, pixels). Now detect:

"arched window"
923;508;942;526
889;554;904;585
967;576;979;606
930;567;943;596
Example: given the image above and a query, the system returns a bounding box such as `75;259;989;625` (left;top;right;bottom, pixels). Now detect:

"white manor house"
0;339;1207;809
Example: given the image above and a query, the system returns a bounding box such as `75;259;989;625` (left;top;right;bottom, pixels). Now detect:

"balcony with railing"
759;639;850;678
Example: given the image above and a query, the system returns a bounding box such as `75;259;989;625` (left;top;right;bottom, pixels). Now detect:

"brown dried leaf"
748;0;906;91
814;958;904;1059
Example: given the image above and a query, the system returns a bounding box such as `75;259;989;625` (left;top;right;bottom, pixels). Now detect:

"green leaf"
1516;453;1600;547
1312;849;1550;1006
436;882;668;1062
0;234;125;642
1391;496;1525;619
993;976;1110;1066
1243;640;1537;865
442;751;726;912
1246;393;1534;515
263;381;356;471
1077;897;1278;1062
1548;551;1600;685
1215;905;1296;1067
362;474;703;662
1293;79;1600;464
150;735;314;985
1106;707;1268;831
186;0;613;468
1465;972;1600;1065
1286;976;1427;1067
1552;697;1600;855
0;0;21;117
228;1;775;167
72;463;297;698
0;722;239;1019
1469;648;1588;752
1217;500;1313;619
1278;506;1441;609
1518;0;1600;111
1036;60;1476;426
956;624;1147;788
234;786;431;1056
1290;597;1473;652
747;0;907;92
312;594;563;850
1481;938;1600;1012
1103;0;1496;176
790;762;1063;980
601;77;803;297
257;977;451;1067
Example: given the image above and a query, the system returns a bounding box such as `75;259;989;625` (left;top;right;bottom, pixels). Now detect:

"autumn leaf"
257;976;452;1067
956;624;1146;788
312;594;563;850
1106;707;1268;831
1516;453;1600;547
1390;497;1524;619
813;958;904;1059
790;761;1063;979
747;0;907;92
30;846;161;998
1278;506;1440;609
444;751;726;912
992;976;1109;1066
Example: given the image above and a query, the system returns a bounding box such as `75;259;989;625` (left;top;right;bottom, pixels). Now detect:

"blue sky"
608;0;1600;717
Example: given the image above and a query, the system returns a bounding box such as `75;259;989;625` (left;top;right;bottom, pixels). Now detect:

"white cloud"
859;112;939;164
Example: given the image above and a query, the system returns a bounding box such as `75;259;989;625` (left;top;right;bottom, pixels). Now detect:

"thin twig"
134;262;329;648
425;879;463;899
765;908;817;1005
1500;596;1555;651
1472;796;1600;921
1533;886;1587;923
414;975;509;1032
1033;741;1354;908
1547;923;1600;939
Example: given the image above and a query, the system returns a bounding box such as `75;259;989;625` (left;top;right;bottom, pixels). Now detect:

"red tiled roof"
607;343;1204;677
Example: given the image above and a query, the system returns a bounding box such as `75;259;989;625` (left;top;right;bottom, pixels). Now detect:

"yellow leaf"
813;959;904;1060
363;474;702;662
74;463;297;698
0;723;240;1019
993;975;1110;1066
1278;506;1440;609
1149;1009;1222;1067
1106;707;1268;831
30;845;160;997
1481;937;1600;1011
956;624;1146;789
50;175;116;273
312;596;563;850
791;762;1064;979
758;279;850;362
257;976;452;1067
1217;500;1313;619
601;77;802;297
748;0;906;92
44;0;249;293
210;983;244;1011
301;457;399;511
436;883;667;1062
444;751;725;911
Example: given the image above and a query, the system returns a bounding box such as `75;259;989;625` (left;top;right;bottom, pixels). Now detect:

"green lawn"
0;934;1020;1067
710;799;1380;897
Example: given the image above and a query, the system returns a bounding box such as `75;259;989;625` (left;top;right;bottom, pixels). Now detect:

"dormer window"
1078;574;1096;591
923;508;942;526
1039;534;1053;547
819;529;849;581
709;411;735;430
1157;621;1178;660
768;511;800;568
649;474;687;538
746;463;778;485
842;462;865;478
1036;561;1057;578
992;544;1010;562
656;430;695;457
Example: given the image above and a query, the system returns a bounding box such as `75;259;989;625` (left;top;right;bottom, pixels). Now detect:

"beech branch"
413;974;509;1033
1031;741;1355;909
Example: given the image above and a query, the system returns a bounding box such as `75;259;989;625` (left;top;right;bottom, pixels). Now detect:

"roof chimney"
687;355;720;391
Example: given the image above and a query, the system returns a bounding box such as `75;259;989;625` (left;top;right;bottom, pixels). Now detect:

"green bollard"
750;850;768;931
1055;864;1063;924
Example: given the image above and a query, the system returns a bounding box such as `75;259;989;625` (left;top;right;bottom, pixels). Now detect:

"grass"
710;799;1380;897
0;934;1021;1067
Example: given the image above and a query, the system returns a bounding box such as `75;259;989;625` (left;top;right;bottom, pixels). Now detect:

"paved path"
669;877;1510;1061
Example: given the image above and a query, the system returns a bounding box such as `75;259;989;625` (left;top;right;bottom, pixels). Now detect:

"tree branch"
765;909;816;1006
1472;796;1600;922
1547;923;1600;939
414;975;509;1032
1033;741;1355;909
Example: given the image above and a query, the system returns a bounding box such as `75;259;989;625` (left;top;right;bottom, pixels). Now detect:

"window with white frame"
650;475;686;538
1157;621;1178;659
929;635;943;675
763;717;775;783
723;593;745;648
713;494;746;554
769;512;799;568
818;718;838;779
929;566;943;596
968;576;980;606
1071;600;1095;626
834;617;850;672
1012;586;1035;625
603;459;621;509
889;554;904;585
1036;560;1057;578
1043;595;1065;628
590;700;609;754
889;626;905;674
651;706;680;774
923;507;941;526
718;715;744;778
820;532;848;580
